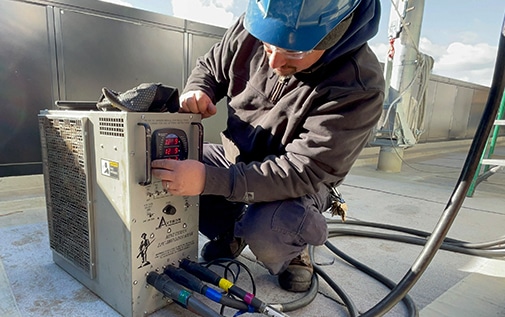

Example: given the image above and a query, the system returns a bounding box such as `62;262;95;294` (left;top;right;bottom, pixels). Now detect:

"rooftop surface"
1;139;504;317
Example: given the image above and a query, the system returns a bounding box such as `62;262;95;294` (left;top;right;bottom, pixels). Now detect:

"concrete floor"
1;139;504;317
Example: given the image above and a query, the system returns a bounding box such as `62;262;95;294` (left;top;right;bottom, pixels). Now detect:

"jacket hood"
318;0;381;65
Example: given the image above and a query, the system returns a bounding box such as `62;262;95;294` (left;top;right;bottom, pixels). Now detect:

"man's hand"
179;90;217;119
151;159;205;196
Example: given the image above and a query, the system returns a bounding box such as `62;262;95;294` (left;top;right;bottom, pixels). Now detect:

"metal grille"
99;116;124;137
39;116;93;277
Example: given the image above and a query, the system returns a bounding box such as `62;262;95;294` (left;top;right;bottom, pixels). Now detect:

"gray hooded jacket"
183;1;385;203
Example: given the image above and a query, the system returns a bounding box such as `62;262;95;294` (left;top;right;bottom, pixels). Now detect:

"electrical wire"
377;0;434;147
327;219;505;254
163;264;252;312
180;259;290;317
379;52;431;134
327;223;505;257
147;271;224;317
358;14;505;316
204;258;258;315
323;240;419;317
310;246;360;317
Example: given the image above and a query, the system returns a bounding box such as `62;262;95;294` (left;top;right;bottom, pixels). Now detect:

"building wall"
420;75;490;143
0;0;225;176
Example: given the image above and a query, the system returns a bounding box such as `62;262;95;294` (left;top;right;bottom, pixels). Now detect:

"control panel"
152;128;189;161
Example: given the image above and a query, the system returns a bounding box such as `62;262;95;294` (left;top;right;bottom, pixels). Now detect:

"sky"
101;0;504;87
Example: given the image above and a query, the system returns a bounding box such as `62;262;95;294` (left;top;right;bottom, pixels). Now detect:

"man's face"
263;43;325;76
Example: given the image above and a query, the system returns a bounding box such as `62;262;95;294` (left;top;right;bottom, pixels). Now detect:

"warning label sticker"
101;159;119;179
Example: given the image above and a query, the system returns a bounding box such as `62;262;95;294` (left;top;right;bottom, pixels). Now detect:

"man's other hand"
179;90;217;119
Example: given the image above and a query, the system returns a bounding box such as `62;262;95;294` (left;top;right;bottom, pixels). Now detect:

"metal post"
377;0;425;172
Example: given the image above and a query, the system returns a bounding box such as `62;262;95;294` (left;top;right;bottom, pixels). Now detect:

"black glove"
96;83;180;113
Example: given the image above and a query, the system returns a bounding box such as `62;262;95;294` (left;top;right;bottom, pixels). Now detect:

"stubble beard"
273;66;297;77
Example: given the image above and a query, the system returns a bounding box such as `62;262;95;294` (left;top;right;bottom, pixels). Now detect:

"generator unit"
38;109;202;316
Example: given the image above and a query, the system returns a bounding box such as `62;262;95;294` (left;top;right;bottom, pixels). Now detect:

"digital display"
152;128;188;161
164;135;179;146
162;133;181;159
164;147;180;156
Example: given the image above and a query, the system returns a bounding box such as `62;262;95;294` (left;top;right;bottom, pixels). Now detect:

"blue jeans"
199;143;329;274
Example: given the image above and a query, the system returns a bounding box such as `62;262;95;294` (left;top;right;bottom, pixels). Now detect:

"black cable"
326;228;505;258
146;271;224;317
359;15;505;316
205;258;256;293
204;258;258;315
448;238;505;249
163;265;250;311
327;219;505;250
216;253;320;313
201;255;320;314
323;240;419;317
180;259;290;317
309;246;359;317
326;219;462;244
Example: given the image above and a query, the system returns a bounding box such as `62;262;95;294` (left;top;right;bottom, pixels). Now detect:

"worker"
152;0;384;292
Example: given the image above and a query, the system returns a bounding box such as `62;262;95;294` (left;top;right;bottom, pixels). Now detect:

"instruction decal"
101;159;119;179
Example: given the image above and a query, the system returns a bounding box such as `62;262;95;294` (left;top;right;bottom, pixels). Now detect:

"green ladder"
467;89;505;197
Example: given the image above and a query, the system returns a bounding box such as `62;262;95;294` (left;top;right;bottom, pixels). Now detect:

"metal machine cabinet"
38;110;202;317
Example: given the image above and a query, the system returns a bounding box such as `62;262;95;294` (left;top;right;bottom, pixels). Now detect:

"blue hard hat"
244;0;362;51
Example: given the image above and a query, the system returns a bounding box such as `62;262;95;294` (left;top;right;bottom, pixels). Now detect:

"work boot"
201;234;247;262
278;246;313;292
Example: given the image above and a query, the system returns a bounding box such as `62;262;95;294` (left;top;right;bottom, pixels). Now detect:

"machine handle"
138;122;152;185
191;122;204;161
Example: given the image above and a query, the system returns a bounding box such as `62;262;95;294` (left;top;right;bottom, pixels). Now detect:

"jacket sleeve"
203;87;384;203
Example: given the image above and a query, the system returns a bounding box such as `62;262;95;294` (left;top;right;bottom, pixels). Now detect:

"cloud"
434;42;496;71
172;0;236;28
424;39;497;87
370;38;497;87
369;42;389;62
418;37;446;60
